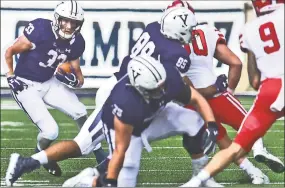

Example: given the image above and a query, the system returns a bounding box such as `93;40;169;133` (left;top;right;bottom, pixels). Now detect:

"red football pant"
185;91;247;140
234;78;284;152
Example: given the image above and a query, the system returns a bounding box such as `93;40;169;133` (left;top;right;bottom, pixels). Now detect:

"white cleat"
202;178;224;187
62;167;99;187
180;176;202;187
254;148;284;173
247;166;270;184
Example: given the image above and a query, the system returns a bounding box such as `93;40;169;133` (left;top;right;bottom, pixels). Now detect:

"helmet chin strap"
58;30;73;39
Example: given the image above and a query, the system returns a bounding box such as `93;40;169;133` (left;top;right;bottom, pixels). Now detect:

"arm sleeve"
112;95;144;128
204;26;226;56
23;19;42;45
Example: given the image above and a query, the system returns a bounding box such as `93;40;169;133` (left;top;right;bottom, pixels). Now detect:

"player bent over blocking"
168;0;282;185
3;1;106;178
66;55;220;187
181;1;285;187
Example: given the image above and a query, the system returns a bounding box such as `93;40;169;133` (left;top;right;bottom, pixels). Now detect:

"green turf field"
1;97;284;187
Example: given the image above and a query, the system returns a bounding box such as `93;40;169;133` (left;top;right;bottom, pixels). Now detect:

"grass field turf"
1;97;284;187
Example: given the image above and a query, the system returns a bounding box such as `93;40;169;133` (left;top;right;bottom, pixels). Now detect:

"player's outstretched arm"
100;116;133;187
214;43;242;92
4;35;33;76
70;58;84;87
247;50;261;90
189;86;216;123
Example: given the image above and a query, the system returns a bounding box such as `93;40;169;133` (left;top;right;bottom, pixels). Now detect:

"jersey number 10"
259;22;280;54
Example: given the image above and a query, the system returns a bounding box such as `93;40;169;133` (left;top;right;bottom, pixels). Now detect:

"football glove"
202;122;219;155
55;68;80;88
214;74;228;92
96;174;117;187
7;75;28;94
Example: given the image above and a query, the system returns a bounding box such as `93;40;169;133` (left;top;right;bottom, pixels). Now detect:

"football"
57;62;72;74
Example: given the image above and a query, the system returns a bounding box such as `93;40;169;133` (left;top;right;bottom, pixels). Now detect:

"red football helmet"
166;0;195;14
252;0;284;16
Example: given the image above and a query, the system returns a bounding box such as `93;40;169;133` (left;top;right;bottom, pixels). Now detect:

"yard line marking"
1;128;284;133
1;146;284;150
138;182;285;185
1;156;284;160
0;122;24;127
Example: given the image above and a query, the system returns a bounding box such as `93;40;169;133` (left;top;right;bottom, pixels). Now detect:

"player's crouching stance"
181;1;284;187
4;1;106;180
64;54;221;187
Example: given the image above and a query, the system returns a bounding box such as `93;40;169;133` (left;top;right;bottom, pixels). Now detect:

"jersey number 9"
259;22;280;54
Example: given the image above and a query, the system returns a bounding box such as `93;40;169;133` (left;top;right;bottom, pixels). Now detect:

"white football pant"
11;76;87;141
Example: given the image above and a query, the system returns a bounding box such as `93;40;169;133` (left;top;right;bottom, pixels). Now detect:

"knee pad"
37;120;59;141
182;127;205;155
118;164;140;187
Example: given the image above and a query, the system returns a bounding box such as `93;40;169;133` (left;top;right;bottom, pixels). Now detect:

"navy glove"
96;174;117;187
7;75;28;94
202;122;219;155
214;74;228;92
55;68;79;88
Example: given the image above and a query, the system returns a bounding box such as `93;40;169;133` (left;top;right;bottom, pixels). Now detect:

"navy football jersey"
14;18;85;82
114;21;190;79
102;63;190;136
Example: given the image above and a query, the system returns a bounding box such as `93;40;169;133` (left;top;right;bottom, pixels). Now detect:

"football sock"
93;147;108;165
252;138;264;153
191;155;209;176
31;150;48;165
239;158;253;172
197;169;211;182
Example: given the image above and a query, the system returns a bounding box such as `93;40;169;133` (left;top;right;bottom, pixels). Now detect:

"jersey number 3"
259;22;280;54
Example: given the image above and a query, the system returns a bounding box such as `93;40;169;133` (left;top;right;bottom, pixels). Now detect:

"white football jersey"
239;6;284;81
184;24;226;89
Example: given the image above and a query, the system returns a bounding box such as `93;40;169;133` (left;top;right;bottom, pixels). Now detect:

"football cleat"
202;178;224;187
43;161;62;177
247;166;270;184
254;148;284;173
180;176;202;187
62;167;99;187
5;153;40;186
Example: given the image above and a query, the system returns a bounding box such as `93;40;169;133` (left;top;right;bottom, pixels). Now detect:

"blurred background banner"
1;1;253;92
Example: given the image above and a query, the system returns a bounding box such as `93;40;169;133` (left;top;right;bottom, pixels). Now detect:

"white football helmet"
53;1;84;39
127;55;167;101
160;6;197;44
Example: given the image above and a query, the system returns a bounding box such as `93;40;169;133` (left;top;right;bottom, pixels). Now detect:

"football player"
5;6;219;187
181;0;284;186
166;0;283;185
3;0;106;177
66;54;218;187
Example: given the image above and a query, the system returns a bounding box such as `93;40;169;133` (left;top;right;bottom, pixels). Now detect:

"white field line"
1;128;284;133
1;146;284;150
1;180;284;187
2;137;284;141
1;156;284;160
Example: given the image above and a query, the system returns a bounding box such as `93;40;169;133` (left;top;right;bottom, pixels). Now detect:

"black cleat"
43;161;62;177
5;153;41;186
254;149;285;173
